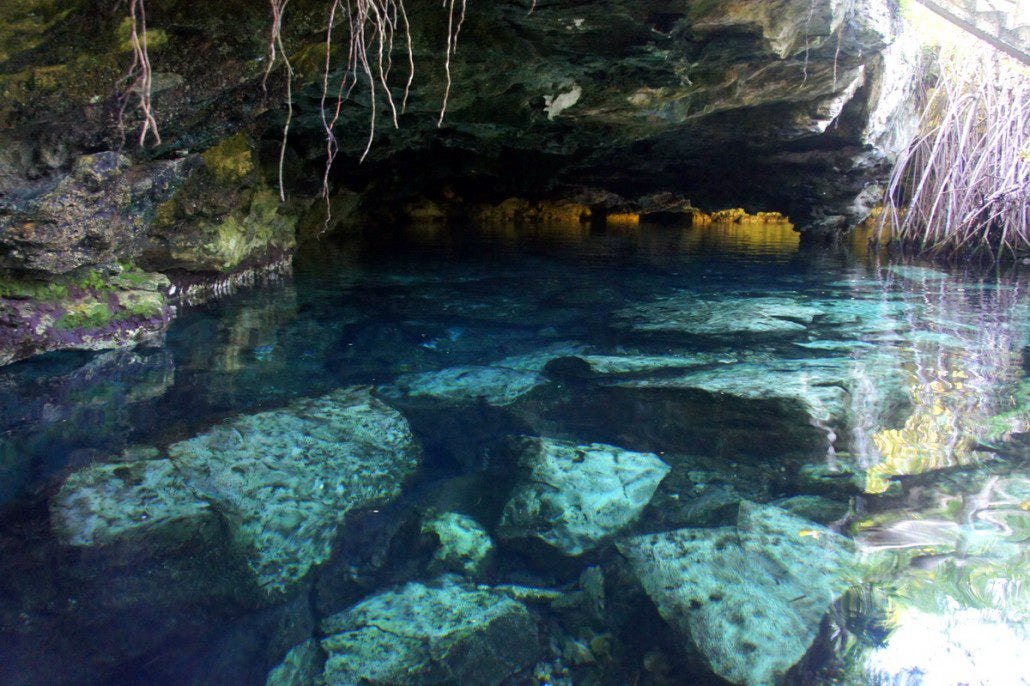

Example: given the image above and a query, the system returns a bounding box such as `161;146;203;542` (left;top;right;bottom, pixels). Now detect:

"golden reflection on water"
451;220;802;258
846;269;1027;493
679;221;800;257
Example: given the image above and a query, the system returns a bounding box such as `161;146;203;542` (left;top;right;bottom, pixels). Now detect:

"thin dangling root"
265;0;294;202
118;0;161;147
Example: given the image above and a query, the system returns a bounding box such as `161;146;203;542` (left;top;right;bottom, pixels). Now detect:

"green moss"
0;1;72;65
55;290;165;331
115;17;169;53
193;188;297;271
0;278;69;300
55;301;115;330
201;133;255;184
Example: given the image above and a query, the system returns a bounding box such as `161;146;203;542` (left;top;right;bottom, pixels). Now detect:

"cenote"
1;1;1028;685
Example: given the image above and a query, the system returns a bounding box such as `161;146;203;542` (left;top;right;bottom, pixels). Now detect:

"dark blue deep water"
0;223;1026;686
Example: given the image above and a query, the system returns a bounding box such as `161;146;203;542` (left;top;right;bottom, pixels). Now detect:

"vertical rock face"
307;0;920;233
619;502;858;686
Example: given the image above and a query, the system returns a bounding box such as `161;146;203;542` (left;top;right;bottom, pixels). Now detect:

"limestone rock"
498;437;670;556
167;386;422;594
422;511;495;578
392;364;543;406
319;576;542;685
0;153;191;276
50;388;421;595
142;135;297;274
613;356;851;426
389;344;586;406
51;458;211;547
0;266;173;366
619;502;857;686
266;639;324;686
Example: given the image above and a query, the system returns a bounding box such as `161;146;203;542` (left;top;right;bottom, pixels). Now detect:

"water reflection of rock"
0;347;174;505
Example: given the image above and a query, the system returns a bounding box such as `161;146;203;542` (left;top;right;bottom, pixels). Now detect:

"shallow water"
0;223;1027;685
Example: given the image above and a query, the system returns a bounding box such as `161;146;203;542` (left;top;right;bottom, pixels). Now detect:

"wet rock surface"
0;266;174;366
422;511;495;578
620;502;858;686
0;153;190;276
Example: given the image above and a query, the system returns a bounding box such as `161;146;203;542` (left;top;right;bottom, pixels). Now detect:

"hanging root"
878;46;1029;259
317;0;466;215
118;0;161;147
265;0;294;202
438;0;467;127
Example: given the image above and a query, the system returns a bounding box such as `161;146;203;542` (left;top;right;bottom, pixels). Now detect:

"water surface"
0;222;1026;685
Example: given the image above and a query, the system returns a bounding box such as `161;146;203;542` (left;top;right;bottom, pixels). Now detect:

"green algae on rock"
144;135;298;274
619;502;858;686
498;437;670;556
318;576;542;685
0;265;173;366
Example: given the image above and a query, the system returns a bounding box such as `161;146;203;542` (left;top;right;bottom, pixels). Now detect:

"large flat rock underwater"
619;501;859;686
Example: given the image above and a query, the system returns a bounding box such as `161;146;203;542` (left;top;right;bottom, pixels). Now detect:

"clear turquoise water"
0;223;1026;685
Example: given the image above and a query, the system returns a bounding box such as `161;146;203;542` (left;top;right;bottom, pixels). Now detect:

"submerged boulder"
619;502;857;686
167;386;422;594
319;576;542;685
388;344;586;406
266;639;324;686
422;511;495;578
51;457;212;547
52;387;422;596
498;437;670;556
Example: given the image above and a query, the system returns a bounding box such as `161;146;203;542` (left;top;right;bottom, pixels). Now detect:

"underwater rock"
392;364;543;406
51;458;211;547
796;461;870;497
498;437;670;556
167;386;421;594
579;353;722;375
619;502;857;686
774;494;850;525
618;295;823;336
613;357;850;426
422;511;495;578
319;576;542;685
389;343;586;406
266;639;324;686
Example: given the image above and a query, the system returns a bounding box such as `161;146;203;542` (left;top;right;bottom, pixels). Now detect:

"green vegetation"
0;263;162;302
